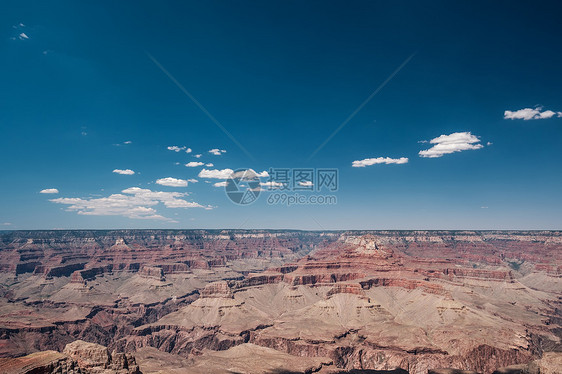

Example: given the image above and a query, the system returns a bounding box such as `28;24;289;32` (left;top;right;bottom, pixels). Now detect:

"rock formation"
0;230;560;373
0;340;140;373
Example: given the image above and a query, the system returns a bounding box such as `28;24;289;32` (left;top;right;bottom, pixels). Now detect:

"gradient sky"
1;1;562;230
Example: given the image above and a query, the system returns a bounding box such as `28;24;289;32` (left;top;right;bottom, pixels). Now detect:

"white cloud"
205;163;214;167
40;188;59;194
504;107;562;120
113;169;135;175
260;181;283;189
18;32;29;40
2;222;12;226
213;181;227;187
198;168;234;179
113;140;132;146
156;177;188;187
352;157;408;167
50;187;209;221
194;154;202;158
185;161;204;167
208;148;226;155
298;181;314;187
167;146;186;152
185;148;192;153
199;168;269;181
188;179;198;183
419;132;483;158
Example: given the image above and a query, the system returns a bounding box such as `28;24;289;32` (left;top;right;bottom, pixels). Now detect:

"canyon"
0;230;560;373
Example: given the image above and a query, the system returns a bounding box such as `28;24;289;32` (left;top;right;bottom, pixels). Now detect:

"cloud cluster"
11;24;29;41
40;188;59;194
50;187;209;221
208;149;226;155
504;107;562;120
113;169;135;175
352;157;408;167
156;177;188;187
419;132;483;158
167;146;192;153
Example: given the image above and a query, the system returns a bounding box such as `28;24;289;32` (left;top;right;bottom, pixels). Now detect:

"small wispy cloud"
205;163;214;167
167;145;186;152
352;157;408;167
419;132;484;158
156;177;188;187
298;181;314;187
213;181;227;187
185;161;204;167
40;188;59;194
188;179;198;183
186;147;192;153
113;169;135;175
113;140;132;146
2;222;12;226
504;107;562;120
18;32;29;40
209;148;226;156
194;154;202;158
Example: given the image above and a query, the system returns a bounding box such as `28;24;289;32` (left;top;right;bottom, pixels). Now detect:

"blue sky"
1;1;562;230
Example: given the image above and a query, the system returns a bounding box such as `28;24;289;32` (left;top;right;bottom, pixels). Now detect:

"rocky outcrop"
0;350;81;374
62;340;140;373
200;281;233;298
138;266;165;281
64;340;111;369
0;340;140;374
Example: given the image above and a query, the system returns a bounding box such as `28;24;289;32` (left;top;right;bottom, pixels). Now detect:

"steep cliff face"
0;229;331;277
0;230;560;374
